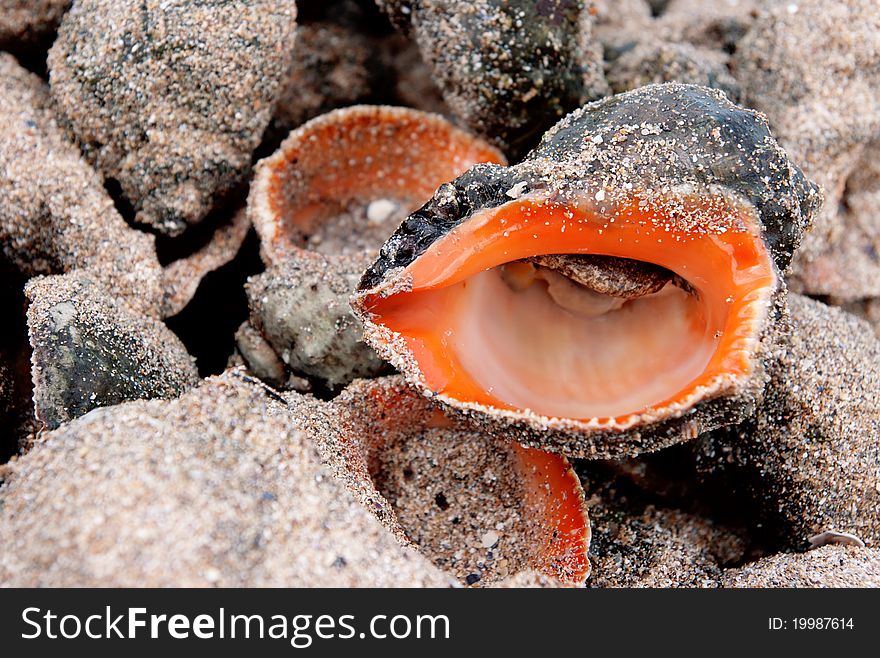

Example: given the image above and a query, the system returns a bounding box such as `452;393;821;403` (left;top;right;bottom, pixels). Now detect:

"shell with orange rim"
294;375;591;587
352;84;821;458
244;106;505;388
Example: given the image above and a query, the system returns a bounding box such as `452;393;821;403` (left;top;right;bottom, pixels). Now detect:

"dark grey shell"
360;84;821;292
383;0;608;156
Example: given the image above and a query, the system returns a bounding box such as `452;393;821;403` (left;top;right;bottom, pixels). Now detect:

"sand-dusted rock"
657;0;758;52
592;0;653;52
48;0;298;235
0;53;163;316
26;271;198;430
0;1;69;51
723;546;880;588
378;33;450;116
0;372;453;587
606;40;740;100
699;295;880;550
735;0;880;298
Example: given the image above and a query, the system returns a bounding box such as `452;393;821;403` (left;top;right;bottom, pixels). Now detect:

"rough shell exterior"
48;0;298;235
399;0;609;155
0;373;453;587
734;0;880;300
355;85;819;457
0;53;164;317
26;271;198;430
246;256;389;390
360;84;819;291
697;295;880;550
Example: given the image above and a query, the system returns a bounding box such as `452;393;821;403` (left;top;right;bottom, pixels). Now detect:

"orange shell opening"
253;106;506;263
359;383;591;586
362;195;776;427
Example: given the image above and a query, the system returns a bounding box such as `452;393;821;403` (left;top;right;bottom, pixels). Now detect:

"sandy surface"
723;546;880;588
700;294;880;550
0;372;453;587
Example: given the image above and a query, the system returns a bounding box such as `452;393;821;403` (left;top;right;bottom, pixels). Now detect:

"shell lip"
354;190;778;435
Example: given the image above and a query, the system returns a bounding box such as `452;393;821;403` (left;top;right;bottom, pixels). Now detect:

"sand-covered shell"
47;0;298;235
0;373;454;587
270;20;378;139
379;0;609;155
26;271;198;430
289;376;591;586
245;105;504;388
697;295;880;550
734;0;880;300
353;83;820;458
0;53;164;318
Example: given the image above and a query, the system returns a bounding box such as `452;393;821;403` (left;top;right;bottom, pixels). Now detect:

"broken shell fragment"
160;208;252;318
250;105;505;265
246;105;504;387
48;0;298;235
354;84;819;458
26;271;198;430
808;531;866;551
293;376;591;586
245;257;390;390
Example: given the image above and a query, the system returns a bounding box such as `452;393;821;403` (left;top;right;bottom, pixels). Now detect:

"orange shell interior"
362;196;776;425
261;106;506;256
360;385;591;585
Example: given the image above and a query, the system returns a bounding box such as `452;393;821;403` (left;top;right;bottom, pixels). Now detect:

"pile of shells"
1;0;879;588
